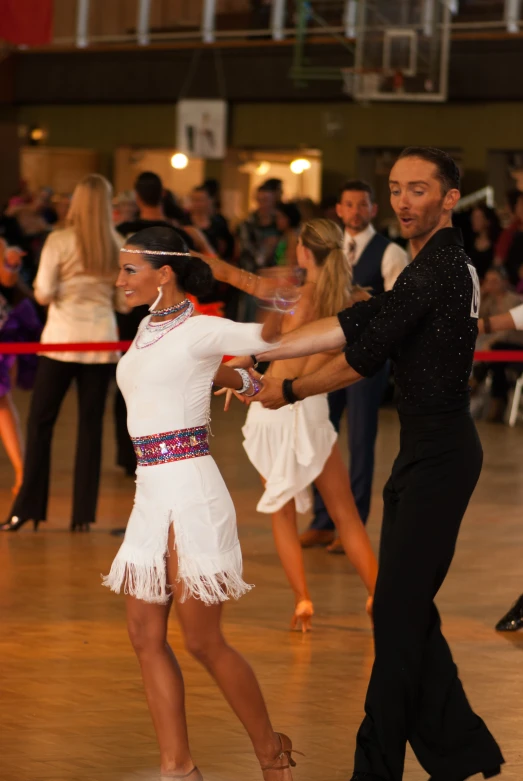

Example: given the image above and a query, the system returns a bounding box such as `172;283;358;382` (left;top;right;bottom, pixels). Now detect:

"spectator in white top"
1;174;126;533
302;180;408;553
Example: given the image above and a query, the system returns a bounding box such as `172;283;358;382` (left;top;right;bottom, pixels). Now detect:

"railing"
44;0;523;49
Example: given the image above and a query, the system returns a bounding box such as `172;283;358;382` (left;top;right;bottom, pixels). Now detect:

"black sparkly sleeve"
337;293;391;344
345;266;433;376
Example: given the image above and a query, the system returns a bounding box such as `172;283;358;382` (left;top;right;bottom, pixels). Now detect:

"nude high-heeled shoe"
161;768;203;780
290;599;314;633
261;733;302;780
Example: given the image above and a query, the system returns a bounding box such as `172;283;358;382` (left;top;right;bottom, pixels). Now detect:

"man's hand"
251;372;287;410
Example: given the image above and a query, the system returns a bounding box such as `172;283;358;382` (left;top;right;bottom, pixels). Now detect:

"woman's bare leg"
168;543;288;776
270;497;311;606
314;444;378;598
0;393;24;494
126;547;194;775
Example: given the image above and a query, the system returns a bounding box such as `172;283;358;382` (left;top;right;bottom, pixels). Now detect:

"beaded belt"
132;426;210;467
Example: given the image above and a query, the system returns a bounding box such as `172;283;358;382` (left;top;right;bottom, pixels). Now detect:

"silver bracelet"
234;368;253;395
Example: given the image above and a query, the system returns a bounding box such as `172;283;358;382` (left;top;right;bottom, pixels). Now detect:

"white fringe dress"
242;395;337;514
103;315;273;606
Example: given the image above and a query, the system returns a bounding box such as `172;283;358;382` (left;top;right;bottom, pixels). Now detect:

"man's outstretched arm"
255;352;363;410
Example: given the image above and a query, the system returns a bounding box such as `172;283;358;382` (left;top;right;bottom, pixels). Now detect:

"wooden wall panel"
21;147;100;194
52;0;77;40
51;0;251;41
217;0;250;11
89;0;139;36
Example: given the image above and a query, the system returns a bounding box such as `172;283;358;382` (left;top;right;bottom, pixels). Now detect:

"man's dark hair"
339;179;375;203
134;171;163;207
263;178;283;193
506;188;523;213
397;147;460;193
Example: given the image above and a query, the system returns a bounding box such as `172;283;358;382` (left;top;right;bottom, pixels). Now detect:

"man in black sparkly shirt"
252;148;504;781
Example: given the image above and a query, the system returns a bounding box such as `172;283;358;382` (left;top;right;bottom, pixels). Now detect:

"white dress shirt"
343;223;408;292
34;227;126;364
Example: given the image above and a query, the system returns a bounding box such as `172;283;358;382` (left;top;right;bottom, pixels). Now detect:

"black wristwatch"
282;378;299;405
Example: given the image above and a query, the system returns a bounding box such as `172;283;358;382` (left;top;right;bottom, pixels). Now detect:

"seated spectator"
494;188;523;275
274;202;301;266
502;190;523;286
469;204;501;280
473;267;523;422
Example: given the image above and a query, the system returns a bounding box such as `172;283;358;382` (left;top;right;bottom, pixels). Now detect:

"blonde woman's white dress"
103;315;273;606
242;395;337;514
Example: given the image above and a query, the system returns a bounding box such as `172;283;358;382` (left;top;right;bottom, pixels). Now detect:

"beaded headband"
121;247;192;257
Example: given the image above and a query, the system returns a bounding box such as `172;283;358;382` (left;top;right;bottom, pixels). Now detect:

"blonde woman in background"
208;219;378;631
2;174;126;532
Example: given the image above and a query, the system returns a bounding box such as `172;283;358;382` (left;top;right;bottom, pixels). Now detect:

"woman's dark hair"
126;226;213;298
276;201;302;229
471;203;501;244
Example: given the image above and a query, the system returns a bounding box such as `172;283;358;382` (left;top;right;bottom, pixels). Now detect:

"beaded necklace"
136;301;194;349
149;299;189;318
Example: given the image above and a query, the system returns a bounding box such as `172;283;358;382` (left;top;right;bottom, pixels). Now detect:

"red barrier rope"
0;341;132;354
1;342;523;362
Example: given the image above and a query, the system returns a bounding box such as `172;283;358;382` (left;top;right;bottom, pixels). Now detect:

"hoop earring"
149;285;163;313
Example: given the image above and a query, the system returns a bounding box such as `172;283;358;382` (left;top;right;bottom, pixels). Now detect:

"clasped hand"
214;358;288;411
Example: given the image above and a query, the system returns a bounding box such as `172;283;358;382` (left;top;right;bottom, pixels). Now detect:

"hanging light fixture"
171;153;189;170
290;158;311;174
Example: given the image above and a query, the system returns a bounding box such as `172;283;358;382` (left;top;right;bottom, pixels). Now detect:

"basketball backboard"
342;0;452;102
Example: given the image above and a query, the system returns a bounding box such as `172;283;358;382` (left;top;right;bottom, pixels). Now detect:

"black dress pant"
354;410;504;781
10;356;113;526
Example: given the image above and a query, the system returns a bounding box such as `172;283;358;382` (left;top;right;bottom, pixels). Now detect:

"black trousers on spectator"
354;410;503;781
10;356;113;527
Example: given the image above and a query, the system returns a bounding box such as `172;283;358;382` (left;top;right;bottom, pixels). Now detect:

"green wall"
16;101;523;193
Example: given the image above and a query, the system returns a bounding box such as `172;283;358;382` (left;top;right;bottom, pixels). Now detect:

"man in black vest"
302;180;408;551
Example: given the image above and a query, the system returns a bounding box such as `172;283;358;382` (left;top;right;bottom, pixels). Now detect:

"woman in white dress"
208;219;378;631
103;226;298;780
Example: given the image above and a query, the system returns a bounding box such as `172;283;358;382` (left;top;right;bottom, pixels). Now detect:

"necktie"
347;239;357;267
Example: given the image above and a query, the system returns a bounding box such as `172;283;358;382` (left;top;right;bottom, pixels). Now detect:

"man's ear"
444;188;461;212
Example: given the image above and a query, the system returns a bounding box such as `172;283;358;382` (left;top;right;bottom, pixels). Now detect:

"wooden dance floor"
1;387;522;781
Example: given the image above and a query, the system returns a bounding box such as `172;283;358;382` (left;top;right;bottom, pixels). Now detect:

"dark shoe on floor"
495;594;523;631
429;767;501;781
110;527;126;537
350;773;387;781
299;529;335;548
326;537;345;555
